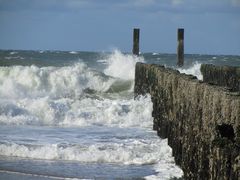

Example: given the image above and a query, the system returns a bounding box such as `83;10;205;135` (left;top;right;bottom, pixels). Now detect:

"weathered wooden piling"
201;64;240;91
134;63;240;180
132;28;140;56
177;28;184;67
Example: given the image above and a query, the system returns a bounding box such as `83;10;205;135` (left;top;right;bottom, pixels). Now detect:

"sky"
0;0;239;55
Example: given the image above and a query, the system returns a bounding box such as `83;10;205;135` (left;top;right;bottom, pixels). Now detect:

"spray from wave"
0;50;152;128
177;62;203;80
104;50;144;80
0;95;153;127
0;138;168;165
0;50;144;100
0;63;116;99
0;50;186;179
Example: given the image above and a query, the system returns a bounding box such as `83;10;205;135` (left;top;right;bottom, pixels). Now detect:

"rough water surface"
0;49;239;179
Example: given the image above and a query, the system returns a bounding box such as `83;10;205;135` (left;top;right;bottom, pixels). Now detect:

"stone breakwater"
134;63;240;180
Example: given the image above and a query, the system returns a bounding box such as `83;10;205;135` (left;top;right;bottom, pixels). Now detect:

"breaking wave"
0;138;170;165
177;62;203;80
0;50;151;127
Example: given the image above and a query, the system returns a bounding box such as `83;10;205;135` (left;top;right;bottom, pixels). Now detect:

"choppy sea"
0;49;239;180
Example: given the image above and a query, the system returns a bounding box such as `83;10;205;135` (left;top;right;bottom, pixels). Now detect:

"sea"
0;49;239;180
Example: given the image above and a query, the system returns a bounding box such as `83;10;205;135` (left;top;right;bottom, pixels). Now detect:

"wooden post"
132;28;140;55
177;28;184;67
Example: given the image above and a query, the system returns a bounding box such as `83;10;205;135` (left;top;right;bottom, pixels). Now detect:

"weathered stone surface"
201;64;240;92
134;62;240;180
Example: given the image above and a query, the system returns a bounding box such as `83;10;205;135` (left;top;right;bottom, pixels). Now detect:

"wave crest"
0;138;170;165
177;62;203;80
104;50;144;80
0;63;115;99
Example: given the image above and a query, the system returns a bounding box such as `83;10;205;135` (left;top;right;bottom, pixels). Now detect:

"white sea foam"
0;50;184;179
10;51;18;55
60;95;153;128
5;56;24;60
97;59;108;64
0;51;141;100
0;137;182;179
0;138;170;165
104;50;144;80
0;63;115;99
69;51;78;54
177;62;203;80
0;95;153;128
145;162;183;180
0;51;151;127
0;170;82;180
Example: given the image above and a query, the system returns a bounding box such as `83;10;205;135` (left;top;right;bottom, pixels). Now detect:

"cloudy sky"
0;0;239;55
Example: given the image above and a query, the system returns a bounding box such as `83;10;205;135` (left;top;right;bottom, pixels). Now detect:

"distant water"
0;49;239;180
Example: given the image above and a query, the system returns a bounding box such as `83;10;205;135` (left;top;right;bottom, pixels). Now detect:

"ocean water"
0;49;239;180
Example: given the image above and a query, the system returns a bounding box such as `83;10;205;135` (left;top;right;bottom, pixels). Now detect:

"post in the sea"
132;28;140;56
177;28;184;67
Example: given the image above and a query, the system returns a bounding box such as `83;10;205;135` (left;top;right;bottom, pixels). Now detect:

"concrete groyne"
134;63;240;179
